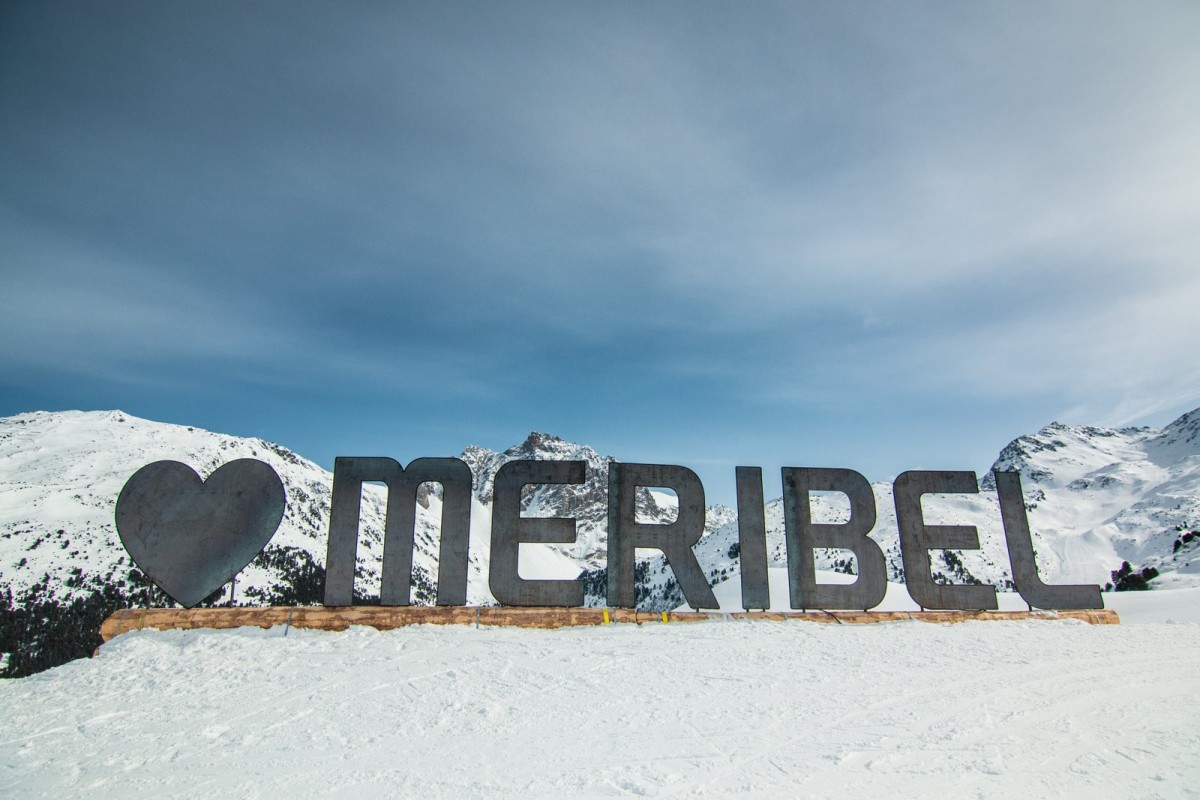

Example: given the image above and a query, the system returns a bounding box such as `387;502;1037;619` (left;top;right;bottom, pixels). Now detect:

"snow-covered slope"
981;410;1200;588
0;410;394;604
4;617;1198;797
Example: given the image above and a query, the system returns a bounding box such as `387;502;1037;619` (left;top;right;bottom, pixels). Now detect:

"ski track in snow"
2;607;1199;799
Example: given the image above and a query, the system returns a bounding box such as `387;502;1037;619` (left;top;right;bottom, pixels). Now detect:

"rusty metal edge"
98;606;1120;642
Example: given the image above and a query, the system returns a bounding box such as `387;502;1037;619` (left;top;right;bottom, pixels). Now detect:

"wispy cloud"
1;1;1197;498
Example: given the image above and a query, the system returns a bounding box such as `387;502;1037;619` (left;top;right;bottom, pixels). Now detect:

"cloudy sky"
2;1;1198;504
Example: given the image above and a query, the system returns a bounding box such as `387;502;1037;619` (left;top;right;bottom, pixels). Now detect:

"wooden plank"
99;605;1120;642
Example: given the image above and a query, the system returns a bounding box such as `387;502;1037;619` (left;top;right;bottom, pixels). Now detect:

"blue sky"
2;1;1198;505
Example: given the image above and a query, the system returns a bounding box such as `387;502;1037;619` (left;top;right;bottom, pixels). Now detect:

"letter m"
323;457;473;606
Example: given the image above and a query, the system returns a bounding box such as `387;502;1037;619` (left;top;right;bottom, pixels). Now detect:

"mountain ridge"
1;406;1198;676
2;406;1198;612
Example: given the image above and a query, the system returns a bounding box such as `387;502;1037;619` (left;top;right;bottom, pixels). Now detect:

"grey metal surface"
324;456;472;607
995;470;1103;609
782;467;887;610
489;459;586;606
115;459;285;608
606;463;719;610
893;471;998;611
734;466;770;610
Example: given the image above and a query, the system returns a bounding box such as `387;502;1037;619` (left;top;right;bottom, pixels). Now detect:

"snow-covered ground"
2;590;1198;798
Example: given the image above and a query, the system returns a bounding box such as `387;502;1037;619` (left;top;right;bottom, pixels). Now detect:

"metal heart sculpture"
115;459;285;608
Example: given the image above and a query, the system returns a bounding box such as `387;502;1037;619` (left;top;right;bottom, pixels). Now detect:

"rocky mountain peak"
512;431;569;454
1154;408;1200;453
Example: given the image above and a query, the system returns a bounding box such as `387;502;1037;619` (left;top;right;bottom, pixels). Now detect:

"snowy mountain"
460;431;680;571
981;409;1200;588
1;407;1198;623
688;411;1200;600
0;412;689;616
0;410;388;606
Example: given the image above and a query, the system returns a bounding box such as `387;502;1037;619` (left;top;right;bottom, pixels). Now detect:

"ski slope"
2;596;1197;798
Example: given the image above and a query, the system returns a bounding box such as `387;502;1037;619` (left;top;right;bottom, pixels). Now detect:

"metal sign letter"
606;463;719;610
489;459;586;606
782;467;887;611
996;470;1103;610
324;456;472;606
894;471;998;611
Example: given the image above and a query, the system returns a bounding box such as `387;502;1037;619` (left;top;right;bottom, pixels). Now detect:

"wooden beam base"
99;605;1119;642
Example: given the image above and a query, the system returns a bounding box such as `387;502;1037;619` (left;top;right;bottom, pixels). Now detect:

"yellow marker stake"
661;611;669;624
602;609;611;625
